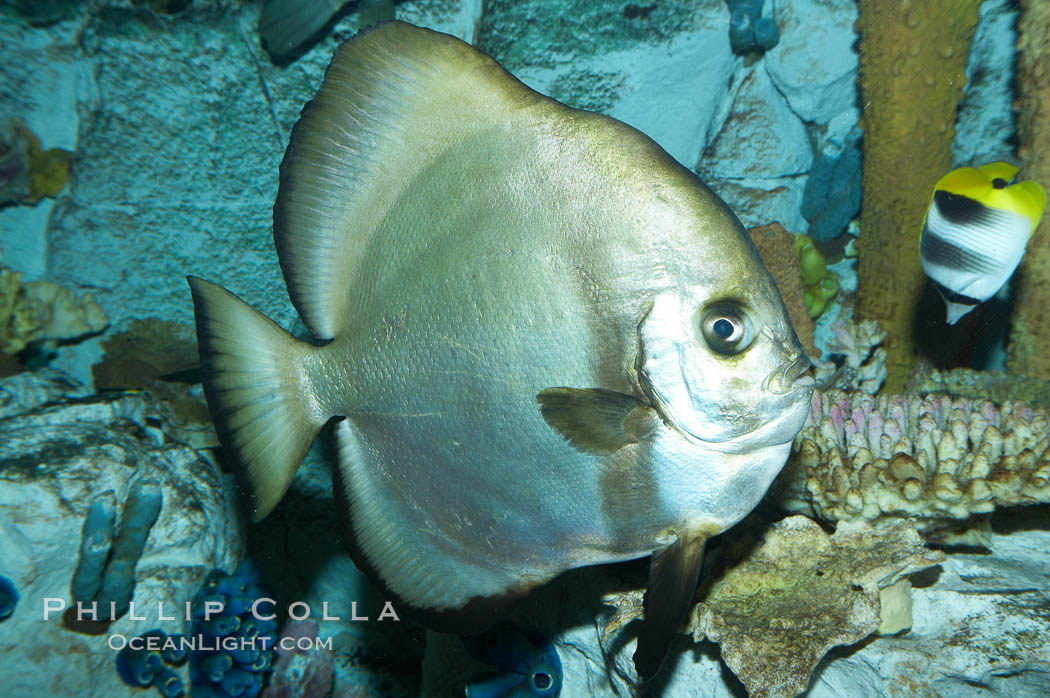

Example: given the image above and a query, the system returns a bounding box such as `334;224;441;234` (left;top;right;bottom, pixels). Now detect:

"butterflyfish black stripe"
920;227;1000;274
933;190;996;227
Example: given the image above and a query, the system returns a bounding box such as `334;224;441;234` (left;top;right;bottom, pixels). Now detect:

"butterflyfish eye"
992;177;1008;189
700;303;754;355
532;671;552;690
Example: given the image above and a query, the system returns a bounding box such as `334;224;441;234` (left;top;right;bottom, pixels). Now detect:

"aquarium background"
1;0;1049;696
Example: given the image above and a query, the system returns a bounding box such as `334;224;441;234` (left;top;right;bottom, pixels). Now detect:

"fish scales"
188;21;815;681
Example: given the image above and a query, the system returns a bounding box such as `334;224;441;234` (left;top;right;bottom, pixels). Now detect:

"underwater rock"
800;127;862;243
700;67;811;181
764;0;858;125
700;66;811;234
687;517;941;698
953;0;1020;167
0;370;242;696
0;366;86;418
477;0;739;169
776;389;1050;531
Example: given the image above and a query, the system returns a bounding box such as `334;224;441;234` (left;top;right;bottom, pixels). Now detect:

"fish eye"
700;302;753;355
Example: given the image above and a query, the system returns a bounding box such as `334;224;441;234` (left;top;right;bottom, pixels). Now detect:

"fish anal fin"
330;420;530;635
537;387;659;454
634;530;709;681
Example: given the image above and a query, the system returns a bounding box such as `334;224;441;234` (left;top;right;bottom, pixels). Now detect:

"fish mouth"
763;354;815;396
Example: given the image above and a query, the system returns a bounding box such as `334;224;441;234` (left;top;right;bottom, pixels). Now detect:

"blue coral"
727;0;780;55
0;573;19;622
464;622;562;697
188;561;276;698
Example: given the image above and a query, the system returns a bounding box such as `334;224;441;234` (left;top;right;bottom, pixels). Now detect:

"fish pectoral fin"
536;387;659;454
634;530;708;681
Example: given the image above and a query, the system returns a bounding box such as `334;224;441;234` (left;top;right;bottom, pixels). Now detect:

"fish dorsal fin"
274;21;541;339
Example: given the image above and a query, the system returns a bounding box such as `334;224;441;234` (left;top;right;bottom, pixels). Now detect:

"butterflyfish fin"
976;161;1019;184
537;387;659;454
634;530;708;681
274;20;542;339
188;276;329;521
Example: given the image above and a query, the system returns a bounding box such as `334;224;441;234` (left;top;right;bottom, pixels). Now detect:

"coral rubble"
855;0;982;392
689;517;942;698
776;390;1050;529
1;246;108;355
1007;0;1050;380
0;117;72;206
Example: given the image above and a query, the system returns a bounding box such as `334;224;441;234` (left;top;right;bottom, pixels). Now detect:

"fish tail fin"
188;276;328;521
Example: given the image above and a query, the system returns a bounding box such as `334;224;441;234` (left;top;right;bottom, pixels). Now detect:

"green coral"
795;234;839;318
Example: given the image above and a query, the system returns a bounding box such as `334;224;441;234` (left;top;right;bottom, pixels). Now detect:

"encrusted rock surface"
0;370;242;696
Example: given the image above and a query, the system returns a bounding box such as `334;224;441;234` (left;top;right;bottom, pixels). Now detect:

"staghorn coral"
749;223;817;357
775;389;1050;530
688;517;942;698
855;0;982;392
1007;0;1050;379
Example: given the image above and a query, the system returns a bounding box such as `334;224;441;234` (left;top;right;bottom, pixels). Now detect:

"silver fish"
188;21;814;679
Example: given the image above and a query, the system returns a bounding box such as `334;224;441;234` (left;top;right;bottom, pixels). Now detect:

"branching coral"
775;390;1050;530
1007;0;1050;379
815;305;887;394
855;0;982;392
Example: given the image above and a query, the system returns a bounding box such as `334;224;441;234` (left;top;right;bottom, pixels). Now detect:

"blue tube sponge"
0;573;19;622
70;490;117;603
116;642;164;687
727;0;780;55
96;479;163;618
189;562;276;698
151;667;185;698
